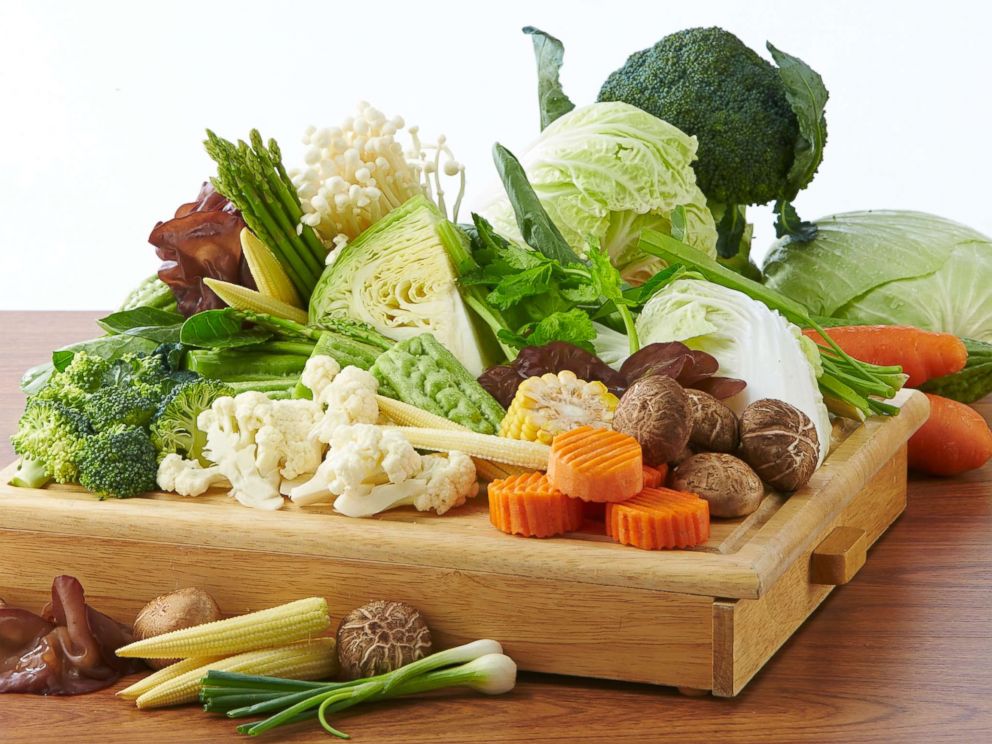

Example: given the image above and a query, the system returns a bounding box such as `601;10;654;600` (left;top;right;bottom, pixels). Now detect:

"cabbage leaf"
762;210;992;341
478;102;717;282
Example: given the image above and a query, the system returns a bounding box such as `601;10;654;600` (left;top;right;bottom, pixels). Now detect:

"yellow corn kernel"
376;396;532;480
240;228;302;306
500;371;618;444
117;656;224;700
116;597;330;659
204;278;308;323
134;639;338;709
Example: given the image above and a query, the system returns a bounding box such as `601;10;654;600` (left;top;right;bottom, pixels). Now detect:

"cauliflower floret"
156;453;228;497
289;424;420;507
413;451;479;515
254;398;324;480
328;449;478;519
301;355;341;402
309;365;380;444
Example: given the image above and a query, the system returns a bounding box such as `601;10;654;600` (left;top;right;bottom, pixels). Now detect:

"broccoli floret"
597;27;814;208
33;352;112;408
77;424;158;499
150;378;234;464
82;385;161;431
10;398;92;484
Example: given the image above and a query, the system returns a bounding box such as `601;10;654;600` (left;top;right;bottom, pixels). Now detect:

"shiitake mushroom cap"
738;399;819;491
133;587;223;670
612;375;691;466
336;600;432;680
672;453;765;518
684;389;739;453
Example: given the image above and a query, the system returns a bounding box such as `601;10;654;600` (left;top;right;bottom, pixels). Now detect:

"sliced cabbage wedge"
309;195;489;376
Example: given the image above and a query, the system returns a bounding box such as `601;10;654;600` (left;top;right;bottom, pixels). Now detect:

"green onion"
199;640;516;738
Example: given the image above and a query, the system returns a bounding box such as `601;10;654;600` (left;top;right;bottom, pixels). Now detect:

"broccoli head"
597;27;825;209
11;398;92;484
150;378;234;464
33;351;112;409
82;384;161;431
77;424;158;499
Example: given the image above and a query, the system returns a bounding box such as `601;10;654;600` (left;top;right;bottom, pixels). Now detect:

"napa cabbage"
636;278;831;463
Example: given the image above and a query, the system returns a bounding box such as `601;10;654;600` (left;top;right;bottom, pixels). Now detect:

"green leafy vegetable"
119;275;178;313
480;103;716;282
762;211;992;341
491;143;581;265
497;308;597;353
151;378;235;465
522;26;576;130
97;307;185;344
22;335;159;395
180;309;273;349
767;42;829;199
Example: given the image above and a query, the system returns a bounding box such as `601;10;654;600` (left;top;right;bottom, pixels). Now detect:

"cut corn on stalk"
240;227;302;306
117;656;223;700
116;597;330;659
394;427;550;470
500;371;618;445
204;278;308;324
377;395;529;481
134;639;338;709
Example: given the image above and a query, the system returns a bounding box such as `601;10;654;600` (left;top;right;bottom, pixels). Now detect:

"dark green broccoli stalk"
151;378;234;465
10;398;93;485
77;425;158;499
597;27;828;252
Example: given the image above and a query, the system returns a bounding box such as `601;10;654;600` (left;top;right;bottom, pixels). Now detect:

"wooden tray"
0;390;929;697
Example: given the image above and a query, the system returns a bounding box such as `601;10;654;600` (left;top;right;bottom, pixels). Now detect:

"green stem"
618;306;640;355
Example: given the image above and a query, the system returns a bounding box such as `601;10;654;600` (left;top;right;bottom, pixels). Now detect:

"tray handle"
810;526;868;585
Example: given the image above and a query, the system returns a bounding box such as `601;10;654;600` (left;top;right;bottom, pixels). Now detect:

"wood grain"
1;312;990;743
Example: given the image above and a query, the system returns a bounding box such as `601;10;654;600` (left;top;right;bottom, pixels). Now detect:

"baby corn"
204;278;308;323
116;597;330;659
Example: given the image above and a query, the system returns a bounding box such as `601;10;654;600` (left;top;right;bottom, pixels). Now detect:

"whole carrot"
908;394;992;476
804;326;967;388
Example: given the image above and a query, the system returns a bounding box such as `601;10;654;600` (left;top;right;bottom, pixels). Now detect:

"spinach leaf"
97;306;184;343
492;143;582;265
179;309;272;349
522;26;576;130
767;42;828;199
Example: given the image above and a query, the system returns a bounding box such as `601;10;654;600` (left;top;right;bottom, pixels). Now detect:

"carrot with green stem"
804;326;967;388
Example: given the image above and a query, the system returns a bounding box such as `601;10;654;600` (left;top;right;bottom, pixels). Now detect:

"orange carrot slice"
606;487;710;550
642;464;668;489
547;426;643;503
488;472;585;538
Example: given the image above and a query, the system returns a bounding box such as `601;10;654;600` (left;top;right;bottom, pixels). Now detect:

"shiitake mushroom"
684;389;739;452
612;375;690;466
133;587;223;670
738;399;819;491
672;453;764;517
336;600;432;680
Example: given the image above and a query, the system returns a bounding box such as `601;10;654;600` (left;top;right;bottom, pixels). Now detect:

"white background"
1;0;989;310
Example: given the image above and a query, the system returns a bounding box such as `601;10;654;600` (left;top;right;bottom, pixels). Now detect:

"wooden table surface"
1;312;990;743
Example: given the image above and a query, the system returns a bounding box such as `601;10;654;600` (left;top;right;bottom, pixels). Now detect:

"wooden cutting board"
0;389;929;696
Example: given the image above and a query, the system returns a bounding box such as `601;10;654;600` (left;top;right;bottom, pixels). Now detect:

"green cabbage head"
762;211;992;341
478;102;717;284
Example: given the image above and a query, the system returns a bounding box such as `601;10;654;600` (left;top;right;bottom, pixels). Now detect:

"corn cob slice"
240;227;302;306
204;278;308;324
377;395;529;481
394;427;550;470
134;639;338;709
117;656;224;700
500;371;618;445
116;597;330;659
